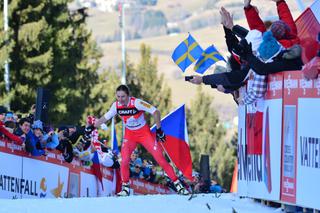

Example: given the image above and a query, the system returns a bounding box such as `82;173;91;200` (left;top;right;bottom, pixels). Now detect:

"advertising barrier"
0;138;172;199
238;71;320;210
282;72;320;209
237;74;283;201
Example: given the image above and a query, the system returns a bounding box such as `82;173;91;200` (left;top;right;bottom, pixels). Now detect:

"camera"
185;76;193;81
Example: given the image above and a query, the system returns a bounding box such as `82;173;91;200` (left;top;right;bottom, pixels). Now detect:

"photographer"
56;126;74;163
42;126;59;150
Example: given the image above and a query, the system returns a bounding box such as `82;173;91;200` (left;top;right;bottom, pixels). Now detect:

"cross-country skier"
94;85;189;196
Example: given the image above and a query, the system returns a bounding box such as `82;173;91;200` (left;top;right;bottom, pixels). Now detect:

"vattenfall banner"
0;140;172;199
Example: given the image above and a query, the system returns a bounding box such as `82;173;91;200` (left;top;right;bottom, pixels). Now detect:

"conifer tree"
187;87;226;175
211;132;237;190
127;44;172;118
0;1;100;124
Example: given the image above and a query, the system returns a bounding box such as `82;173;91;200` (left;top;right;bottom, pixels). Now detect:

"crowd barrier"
237;0;320;210
0;138;171;199
237;71;320;210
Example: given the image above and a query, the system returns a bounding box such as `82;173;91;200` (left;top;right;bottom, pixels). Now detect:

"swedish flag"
194;45;225;74
172;34;203;72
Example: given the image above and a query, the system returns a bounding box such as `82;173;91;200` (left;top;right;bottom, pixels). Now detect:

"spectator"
24;120;47;156
141;159;152;180
56;126;74;163
14;117;31;137
42;126;59;149
236;31;303;76
0;106;8;122
148;163;157;183
0;118;23;145
4;120;16;132
66;125;87;145
209;180;226;193
131;164;143;179
4;112;15;122
189;7;250;94
244;0;299;48
130;151;142;173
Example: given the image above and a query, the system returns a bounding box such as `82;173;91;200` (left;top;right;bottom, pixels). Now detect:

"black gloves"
83;125;94;141
156;128;166;142
232;38;253;61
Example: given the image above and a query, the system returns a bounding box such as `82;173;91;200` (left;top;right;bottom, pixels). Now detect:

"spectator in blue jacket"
24;120;47;156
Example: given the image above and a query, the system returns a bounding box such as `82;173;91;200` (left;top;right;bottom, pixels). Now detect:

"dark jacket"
241;44;303;75
202;26;250;90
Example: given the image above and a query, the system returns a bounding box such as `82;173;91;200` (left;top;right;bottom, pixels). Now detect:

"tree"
211;132;237;190
127;43;172;119
187;87;226;180
0;1;100;125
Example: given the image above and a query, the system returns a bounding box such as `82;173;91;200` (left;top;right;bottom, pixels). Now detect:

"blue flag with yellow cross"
171;34;203;72
194;45;225;74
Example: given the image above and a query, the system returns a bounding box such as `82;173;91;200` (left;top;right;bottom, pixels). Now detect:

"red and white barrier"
0;138;171;199
238;71;320;210
238;0;320;209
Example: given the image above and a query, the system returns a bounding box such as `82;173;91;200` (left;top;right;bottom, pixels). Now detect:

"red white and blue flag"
91;150;104;190
151;104;193;181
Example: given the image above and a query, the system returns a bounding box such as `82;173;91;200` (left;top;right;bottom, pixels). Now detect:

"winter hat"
245;30;263;53
258;31;282;61
32;120;43;131
270;20;290;40
5;111;14;118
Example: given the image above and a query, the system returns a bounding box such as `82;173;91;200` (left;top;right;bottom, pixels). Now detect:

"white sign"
311;0;320;24
0;152;23;199
22;157;69;199
238;99;282;201
237;105;248;196
80;172;98;197
296;98;320;210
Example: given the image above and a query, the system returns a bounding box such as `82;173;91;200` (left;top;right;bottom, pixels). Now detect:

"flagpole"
4;0;10;108
159;142;180;175
111;117;115;150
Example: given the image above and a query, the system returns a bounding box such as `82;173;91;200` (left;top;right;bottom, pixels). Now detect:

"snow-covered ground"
0;193;281;213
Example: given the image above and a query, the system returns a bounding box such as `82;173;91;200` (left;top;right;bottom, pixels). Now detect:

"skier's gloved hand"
156;128;166;143
85;125;94;134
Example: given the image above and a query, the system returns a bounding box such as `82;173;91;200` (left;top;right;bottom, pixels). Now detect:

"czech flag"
91;150;104;190
151;104;193;181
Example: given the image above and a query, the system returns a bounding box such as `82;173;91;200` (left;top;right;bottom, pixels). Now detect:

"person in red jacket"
94;85;189;196
243;0;299;48
0;121;23;145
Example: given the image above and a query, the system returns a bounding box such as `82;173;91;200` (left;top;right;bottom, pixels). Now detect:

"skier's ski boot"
117;182;130;196
174;180;189;195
